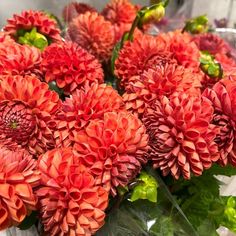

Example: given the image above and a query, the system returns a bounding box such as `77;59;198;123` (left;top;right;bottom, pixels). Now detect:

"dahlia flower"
0;75;61;155
54;83;124;147
203;79;236;166
74;111;149;195
63;2;97;23
215;53;236;74
123;65;202;117
0;32;14;44
67;12;115;62
193;33;230;55
3;10;61;43
143;92;219;179
41;42;104;94
0;143;40;230
0;42;42;78
37;148;108;236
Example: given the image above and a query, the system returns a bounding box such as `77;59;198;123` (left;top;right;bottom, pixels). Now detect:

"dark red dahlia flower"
0;42;42;78
54;83;124;148
143;92;219;179
67;12;115;62
0;143;40;230
3;10;61;43
0;75;61;155
123;65;202;117
74;111;149;196
203;79;236;166
63;2;97;23
37;148;108;236
193;33;230;55
41;42;104;95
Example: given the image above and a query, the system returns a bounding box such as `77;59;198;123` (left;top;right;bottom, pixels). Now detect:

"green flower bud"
183;15;209;34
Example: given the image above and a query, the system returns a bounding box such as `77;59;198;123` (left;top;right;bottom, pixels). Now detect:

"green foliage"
18;211;38;230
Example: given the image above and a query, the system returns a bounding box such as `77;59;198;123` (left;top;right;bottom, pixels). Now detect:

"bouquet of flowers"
0;0;236;235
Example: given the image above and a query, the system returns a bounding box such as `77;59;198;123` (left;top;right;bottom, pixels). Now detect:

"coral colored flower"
0;32;14;44
215;53;236;74
0;75;61;155
115;33;174;87
67;12;115;62
54;83;124;147
123;65;202;117
0;42;42;78
41;42;104;94
37;148;108;236
102;0;137;24
62;2;97;23
203;79;236;166
74;111;149;195
143;92;219;179
0;143;40;230
193;33;230;55
3;10;61;43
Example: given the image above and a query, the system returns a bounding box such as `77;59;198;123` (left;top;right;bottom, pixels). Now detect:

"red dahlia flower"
0;143;40;230
215;53;236;74
37;148;108;236
55;83;124;147
67;12;115;62
0;75;61;155
3;10;61;43
143;92;219;179
123;65;202;117
192;33;230;55
0;32;14;44
41;42;104;95
74;111;149;195
203;79;236;166
0;42;42;78
63;2;97;23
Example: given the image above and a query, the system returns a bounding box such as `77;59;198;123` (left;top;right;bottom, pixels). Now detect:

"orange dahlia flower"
3;10;61;43
74;111;149;195
0;75;61;155
203;79;236;166
41;42;104;95
67;12;115;62
0;42;42;78
37;148;108;236
54;83;124;148
143;92;219;179
0;143;40;230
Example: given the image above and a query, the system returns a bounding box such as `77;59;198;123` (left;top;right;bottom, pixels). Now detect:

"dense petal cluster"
0;32;14;44
67;12;115;62
41;42;104;94
63;2;97;23
123;65;202;117
55;83;124;147
3;10;61;42
203;79;236;166
74;111;149;195
37;148;108;236
143;92;219;179
0;75;61;155
0;43;42;78
0;143;40;230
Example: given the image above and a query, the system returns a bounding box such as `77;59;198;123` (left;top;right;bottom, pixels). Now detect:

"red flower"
143;92;219;179
55;83;124;147
67;12;115;62
203;79;236;166
215;53;236;74
62;2;97;23
3;10;61;43
102;0;137;24
0;42;42;78
0;75;61;155
37;148;108;236
41;42;104;94
193;33;230;55
115;33;174;87
74;111;149;195
0;142;40;230
0;32;14;44
123;65;202;117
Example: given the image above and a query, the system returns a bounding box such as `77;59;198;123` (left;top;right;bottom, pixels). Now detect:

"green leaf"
206;164;236;176
18;211;38;230
111;41;122;74
34;37;48;51
149;216;174;236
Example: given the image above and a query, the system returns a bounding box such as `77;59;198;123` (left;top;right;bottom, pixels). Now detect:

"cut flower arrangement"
1;0;236;235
